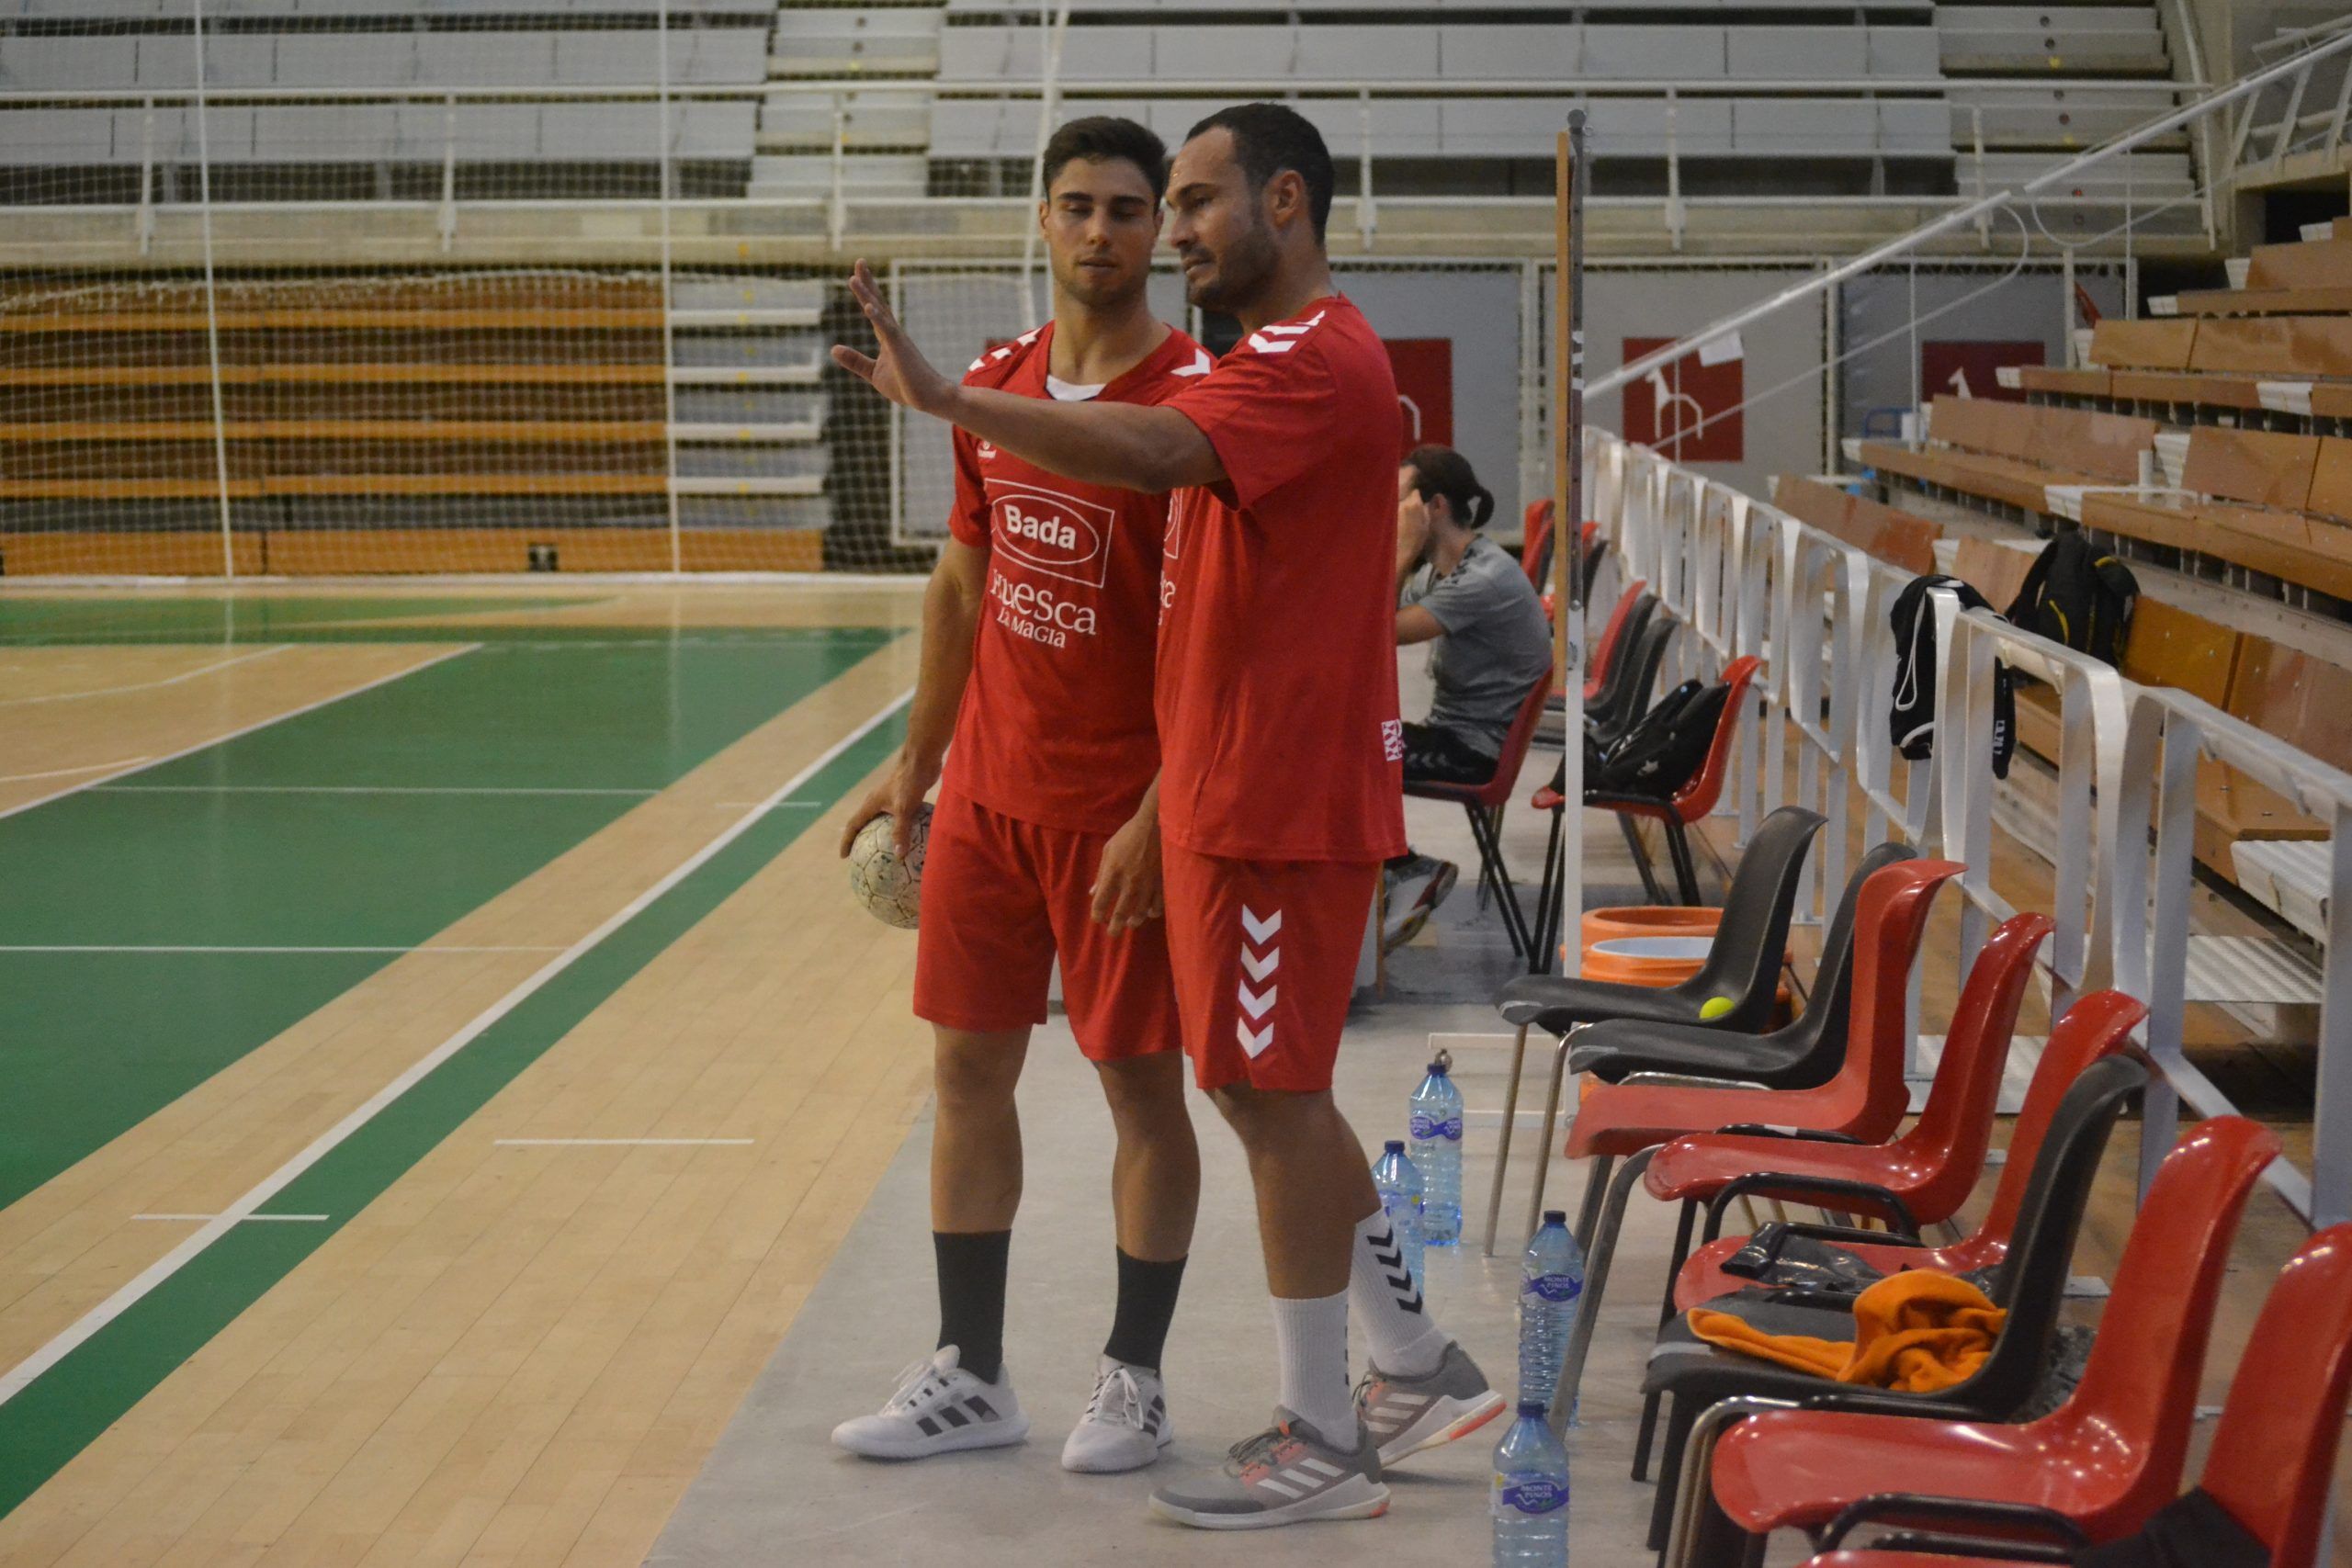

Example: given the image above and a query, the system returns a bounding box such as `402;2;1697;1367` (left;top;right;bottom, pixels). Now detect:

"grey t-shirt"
1400;534;1555;759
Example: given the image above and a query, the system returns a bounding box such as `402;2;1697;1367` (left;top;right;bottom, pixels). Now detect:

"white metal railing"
0;73;2211;262
1589;424;2352;1229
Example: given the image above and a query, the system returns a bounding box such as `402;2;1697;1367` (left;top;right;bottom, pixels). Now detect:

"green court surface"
0;629;895;1208
0;619;908;1516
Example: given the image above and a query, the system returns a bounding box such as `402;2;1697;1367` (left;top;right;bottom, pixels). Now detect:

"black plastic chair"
1567;841;1915;1090
1640;1053;2151;1557
1480;805;1826;1253
1588;607;1677;751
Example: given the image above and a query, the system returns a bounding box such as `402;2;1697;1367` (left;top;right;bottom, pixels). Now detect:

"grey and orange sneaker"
1147;1408;1388;1529
1353;1340;1507;1466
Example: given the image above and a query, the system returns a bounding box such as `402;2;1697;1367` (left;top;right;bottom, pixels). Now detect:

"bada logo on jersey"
989;483;1114;589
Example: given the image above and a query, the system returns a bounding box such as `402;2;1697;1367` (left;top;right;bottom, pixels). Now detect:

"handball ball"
848;804;931;929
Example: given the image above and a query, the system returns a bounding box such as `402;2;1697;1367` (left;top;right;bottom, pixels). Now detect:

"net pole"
657;0;684;575
1552;111;1588;988
1017;2;1073;327
190;0;236;581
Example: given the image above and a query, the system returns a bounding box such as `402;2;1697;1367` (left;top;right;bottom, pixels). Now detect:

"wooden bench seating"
0;272;822;532
1992;575;2342;878
2076;427;2352;600
1771;474;1943;573
1861;394;2158;517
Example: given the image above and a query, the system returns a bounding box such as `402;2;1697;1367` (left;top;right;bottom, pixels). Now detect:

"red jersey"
942;320;1207;836
1156;295;1409;863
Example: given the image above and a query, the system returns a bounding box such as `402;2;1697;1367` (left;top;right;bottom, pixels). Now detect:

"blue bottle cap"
1517;1400;1549;1418
1385;1138;1406;1153
1544;1210;1567;1225
1427;1060;1450;1077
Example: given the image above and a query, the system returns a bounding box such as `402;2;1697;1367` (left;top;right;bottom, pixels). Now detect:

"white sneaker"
1061;1357;1173;1473
831;1346;1029;1461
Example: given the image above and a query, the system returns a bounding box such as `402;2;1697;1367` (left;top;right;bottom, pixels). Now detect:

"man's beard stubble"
1182;219;1278;314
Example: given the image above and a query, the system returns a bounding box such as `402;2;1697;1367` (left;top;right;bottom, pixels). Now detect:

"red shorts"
911;791;1181;1061
1161;845;1378;1092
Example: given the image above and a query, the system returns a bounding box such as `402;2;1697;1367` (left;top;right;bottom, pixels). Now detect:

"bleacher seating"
1860;392;2158;516
1770;473;1942;574
0;272;831;575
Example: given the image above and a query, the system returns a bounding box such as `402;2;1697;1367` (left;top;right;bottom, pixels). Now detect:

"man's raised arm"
830;261;1225;495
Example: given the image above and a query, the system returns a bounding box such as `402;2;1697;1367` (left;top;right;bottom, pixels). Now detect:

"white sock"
1270;1291;1356;1439
1349;1209;1450;1378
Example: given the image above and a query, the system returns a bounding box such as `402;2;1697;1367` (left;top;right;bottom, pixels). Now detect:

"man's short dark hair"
1042;115;1169;202
1186;102;1335;243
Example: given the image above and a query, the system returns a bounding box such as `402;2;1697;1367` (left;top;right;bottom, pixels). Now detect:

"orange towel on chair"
1687;1269;2006;1393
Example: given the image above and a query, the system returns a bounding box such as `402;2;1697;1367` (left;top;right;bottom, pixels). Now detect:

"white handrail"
1590;24;2352;400
1588;425;2352;1230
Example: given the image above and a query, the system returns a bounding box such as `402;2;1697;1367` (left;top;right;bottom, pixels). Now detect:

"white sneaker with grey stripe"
831;1346;1029;1461
1147;1407;1388;1529
1062;1356;1174;1473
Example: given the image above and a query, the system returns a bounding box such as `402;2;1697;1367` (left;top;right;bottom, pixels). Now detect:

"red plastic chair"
1401;667;1556;961
1521;499;1555;592
1590;653;1760;905
1669;988;2148;1314
1542;861;1958;1414
1645;911;2055;1277
1584;578;1651;704
1795;1224;2352;1568
1705;1116;2284;1559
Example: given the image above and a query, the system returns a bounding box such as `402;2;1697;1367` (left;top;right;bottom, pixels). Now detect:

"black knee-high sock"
935;1230;1012;1383
1102;1249;1188;1371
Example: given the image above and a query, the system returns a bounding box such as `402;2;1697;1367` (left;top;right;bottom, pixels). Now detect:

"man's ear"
1264;169;1306;231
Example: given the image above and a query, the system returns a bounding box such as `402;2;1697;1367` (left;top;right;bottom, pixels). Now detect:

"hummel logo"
1240;946;1279;981
1241;907;1282;943
1238;983;1276;1021
1237;1019;1274;1058
1173;348;1213;377
977;441;997;462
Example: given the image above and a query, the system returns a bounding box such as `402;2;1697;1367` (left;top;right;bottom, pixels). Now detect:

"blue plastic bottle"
1491;1400;1570;1566
1408;1053;1464;1245
1519;1210;1585;1411
1371;1140;1426;1295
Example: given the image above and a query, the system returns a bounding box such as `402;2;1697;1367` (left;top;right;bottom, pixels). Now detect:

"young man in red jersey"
833;102;1499;1529
831;117;1208;1475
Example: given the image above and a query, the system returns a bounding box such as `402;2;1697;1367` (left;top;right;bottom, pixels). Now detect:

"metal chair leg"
1618;810;1667;904
1544;1145;1660;1437
1571;1152;1615;1254
1522;1028;1575;1244
1631;1197;1702;1481
1666;819;1702;905
1482;1022;1532;1257
1469;803;1532;957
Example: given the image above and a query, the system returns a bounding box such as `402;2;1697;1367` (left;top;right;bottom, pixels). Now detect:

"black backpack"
1890;573;2016;780
1588;677;1730;797
2007;528;2138;668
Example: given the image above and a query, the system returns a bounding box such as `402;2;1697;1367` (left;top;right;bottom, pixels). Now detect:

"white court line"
0;683;911;1410
0;643;480;827
0;645;292;707
131;1213;328;1224
714;799;825;809
0;944;566;954
94;784;659;797
494;1138;753;1147
0;756;153;785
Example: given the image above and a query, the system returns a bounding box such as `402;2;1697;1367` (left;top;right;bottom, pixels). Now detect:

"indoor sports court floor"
0;580;2339;1566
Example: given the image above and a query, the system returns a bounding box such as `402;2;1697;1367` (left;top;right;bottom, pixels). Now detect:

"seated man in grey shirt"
1386;445;1555;951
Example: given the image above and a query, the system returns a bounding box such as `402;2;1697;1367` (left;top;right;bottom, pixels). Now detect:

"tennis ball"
1698;996;1735;1021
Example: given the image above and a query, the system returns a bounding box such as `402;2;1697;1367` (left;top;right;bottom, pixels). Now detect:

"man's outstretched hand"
830;259;957;418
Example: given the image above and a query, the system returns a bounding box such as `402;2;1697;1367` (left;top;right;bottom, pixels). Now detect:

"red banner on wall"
1622;337;1743;462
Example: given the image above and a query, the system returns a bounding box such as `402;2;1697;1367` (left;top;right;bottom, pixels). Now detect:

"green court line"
0;632;897;1211
0;714;904;1521
0;595;603;644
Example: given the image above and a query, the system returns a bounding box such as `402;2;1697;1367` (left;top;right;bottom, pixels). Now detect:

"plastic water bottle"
1520;1210;1585;1408
1371;1140;1426;1295
1491;1400;1571;1566
1408;1052;1465;1246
